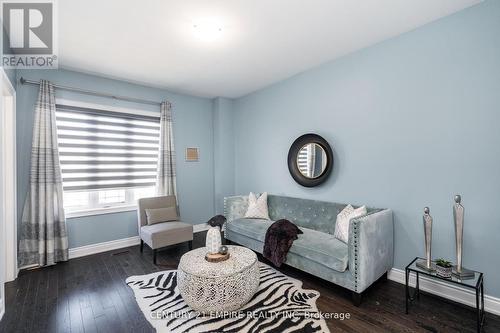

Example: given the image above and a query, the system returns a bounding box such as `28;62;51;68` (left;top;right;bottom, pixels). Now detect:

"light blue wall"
213;97;235;214
16;69;215;248
232;1;500;296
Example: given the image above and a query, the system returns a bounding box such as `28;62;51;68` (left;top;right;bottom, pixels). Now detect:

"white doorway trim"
0;69;17;285
0;68;16;322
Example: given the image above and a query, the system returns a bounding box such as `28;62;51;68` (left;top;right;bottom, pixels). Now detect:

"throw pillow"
145;206;178;225
334;204;367;243
244;192;270;220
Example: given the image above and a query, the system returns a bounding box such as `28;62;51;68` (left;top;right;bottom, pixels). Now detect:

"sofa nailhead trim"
353;221;360;292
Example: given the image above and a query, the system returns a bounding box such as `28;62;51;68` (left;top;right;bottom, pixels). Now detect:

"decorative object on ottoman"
263;219;303;267
206;226;222;254
205;215;226;254
205;251;230;263
435;258;453;278
416;207;435;272
452;195;474;278
219;245;228;254
177;246;260;314
126;262;330;333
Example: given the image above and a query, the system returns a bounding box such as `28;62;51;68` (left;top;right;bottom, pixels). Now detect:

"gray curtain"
156;101;177;196
18;80;68;268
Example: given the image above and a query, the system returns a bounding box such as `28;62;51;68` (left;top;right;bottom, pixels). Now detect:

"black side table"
405;257;485;332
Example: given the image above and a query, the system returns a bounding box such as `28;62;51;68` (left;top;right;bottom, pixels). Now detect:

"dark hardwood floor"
1;231;499;333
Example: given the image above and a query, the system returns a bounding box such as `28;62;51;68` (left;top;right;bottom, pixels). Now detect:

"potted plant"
435;258;453;278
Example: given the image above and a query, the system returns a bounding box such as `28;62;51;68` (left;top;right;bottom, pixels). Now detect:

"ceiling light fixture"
193;19;223;42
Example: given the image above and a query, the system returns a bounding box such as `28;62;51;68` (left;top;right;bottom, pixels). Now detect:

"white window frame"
56;98;160;219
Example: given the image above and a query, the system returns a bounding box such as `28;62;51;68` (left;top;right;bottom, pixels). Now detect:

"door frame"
0;68;17;323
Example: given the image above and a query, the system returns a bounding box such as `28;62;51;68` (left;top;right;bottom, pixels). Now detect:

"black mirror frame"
287;133;334;187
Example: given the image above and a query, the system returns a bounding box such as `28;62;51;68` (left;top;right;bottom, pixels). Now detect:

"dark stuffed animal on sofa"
207;215;226;228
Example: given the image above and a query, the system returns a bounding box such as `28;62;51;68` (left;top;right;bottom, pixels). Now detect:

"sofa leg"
140;240;144;253
382;271;388;281
153;249;157;265
352;292;362;306
188;240;193;250
226;239;232;245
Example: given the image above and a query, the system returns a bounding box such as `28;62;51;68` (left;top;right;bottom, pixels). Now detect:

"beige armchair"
137;195;193;264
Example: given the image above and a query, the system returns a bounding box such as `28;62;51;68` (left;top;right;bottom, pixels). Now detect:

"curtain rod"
19;77;164;107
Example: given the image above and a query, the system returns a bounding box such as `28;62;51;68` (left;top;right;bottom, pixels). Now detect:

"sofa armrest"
223;195;249;222
348;209;394;293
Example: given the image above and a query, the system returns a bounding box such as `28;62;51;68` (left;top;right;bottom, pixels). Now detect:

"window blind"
297;147;309;176
56;104;160;191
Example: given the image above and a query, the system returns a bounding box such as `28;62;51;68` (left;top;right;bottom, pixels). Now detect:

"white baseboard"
193;223;210;233
69;236;141;259
388;268;500;316
68;223;209;260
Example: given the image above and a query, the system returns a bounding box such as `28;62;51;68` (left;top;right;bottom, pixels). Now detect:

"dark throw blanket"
263;219;303;267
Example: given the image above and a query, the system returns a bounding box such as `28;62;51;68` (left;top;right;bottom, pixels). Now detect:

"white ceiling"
59;0;480;98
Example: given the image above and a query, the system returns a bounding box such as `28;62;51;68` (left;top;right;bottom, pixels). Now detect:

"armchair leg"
140;240;144;253
352;292;362;306
153;249;157;265
188;240;193;250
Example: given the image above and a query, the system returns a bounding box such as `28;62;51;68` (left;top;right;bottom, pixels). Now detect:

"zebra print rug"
126;262;330;333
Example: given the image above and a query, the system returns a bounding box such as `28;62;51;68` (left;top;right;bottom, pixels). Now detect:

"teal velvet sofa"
223;194;394;305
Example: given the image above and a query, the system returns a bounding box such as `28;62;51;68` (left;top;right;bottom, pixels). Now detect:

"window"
56;103;160;216
98;189;126;204
297;145;309;176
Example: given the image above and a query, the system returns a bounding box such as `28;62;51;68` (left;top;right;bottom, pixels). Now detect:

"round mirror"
296;143;328;179
288;134;333;187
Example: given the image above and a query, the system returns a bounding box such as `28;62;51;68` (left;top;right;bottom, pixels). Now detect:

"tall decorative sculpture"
452;195;474;278
205;215;226;255
416;207;434;271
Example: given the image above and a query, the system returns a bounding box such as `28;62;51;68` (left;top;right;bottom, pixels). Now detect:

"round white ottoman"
177;245;260;314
